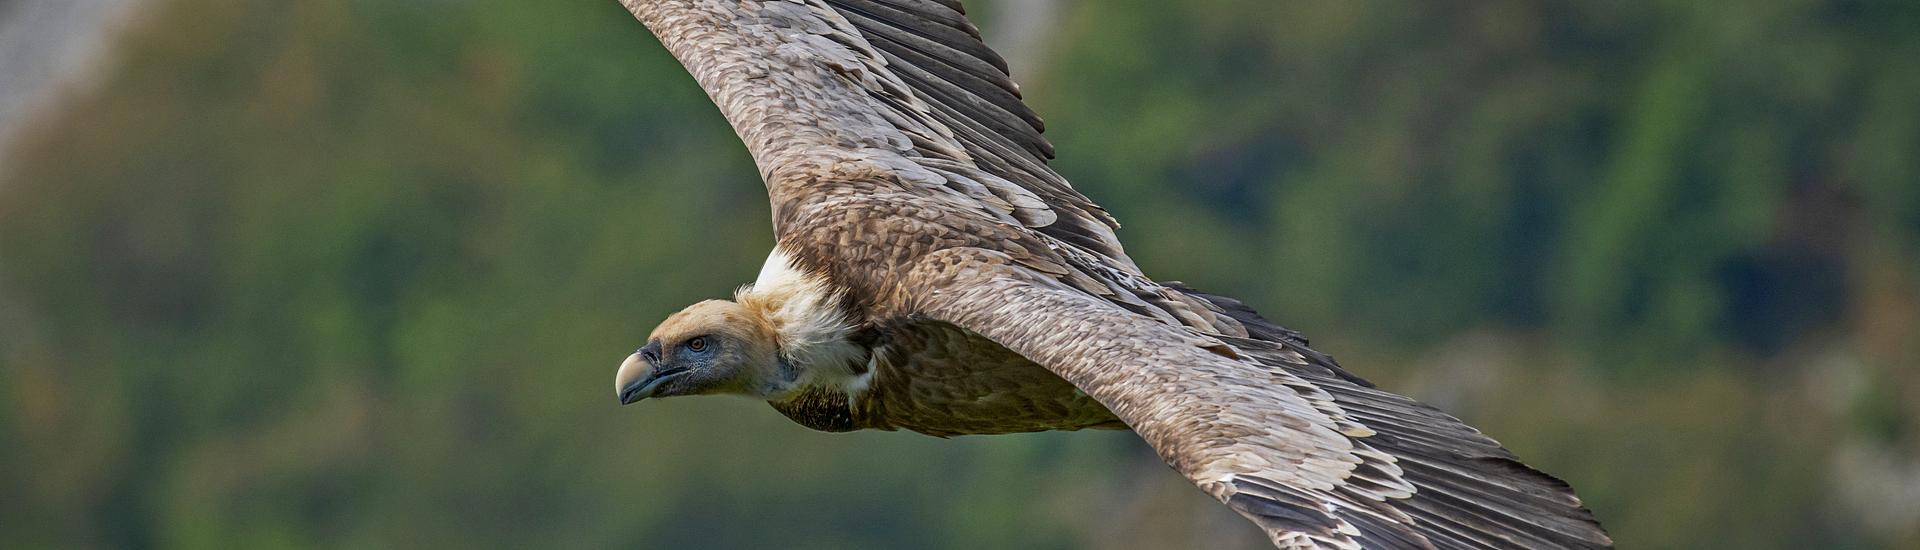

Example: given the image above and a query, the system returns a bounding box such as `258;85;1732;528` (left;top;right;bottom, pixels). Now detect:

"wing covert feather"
900;247;1429;549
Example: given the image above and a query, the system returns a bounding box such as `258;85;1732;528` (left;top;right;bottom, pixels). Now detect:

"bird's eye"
685;336;709;353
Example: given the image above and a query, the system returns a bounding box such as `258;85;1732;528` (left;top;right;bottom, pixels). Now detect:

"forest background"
3;0;1917;548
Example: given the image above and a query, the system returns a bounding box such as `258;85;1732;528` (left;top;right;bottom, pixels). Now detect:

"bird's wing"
625;1;1612;547
625;0;1131;266
893;247;1612;549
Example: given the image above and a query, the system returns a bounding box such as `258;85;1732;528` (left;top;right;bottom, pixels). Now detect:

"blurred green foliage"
2;0;1918;548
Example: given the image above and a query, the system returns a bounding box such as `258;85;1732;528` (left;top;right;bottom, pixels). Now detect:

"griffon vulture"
609;1;1612;548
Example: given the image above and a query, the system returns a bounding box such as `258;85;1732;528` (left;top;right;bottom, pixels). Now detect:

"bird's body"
611;1;1613;548
725;247;1123;435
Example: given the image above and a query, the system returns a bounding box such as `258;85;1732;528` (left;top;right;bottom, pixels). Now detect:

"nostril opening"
639;341;662;364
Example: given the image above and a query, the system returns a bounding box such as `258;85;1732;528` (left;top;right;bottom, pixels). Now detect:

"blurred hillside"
2;0;1918;548
0;0;149;164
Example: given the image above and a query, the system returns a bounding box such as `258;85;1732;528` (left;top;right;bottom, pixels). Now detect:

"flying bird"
610;1;1612;548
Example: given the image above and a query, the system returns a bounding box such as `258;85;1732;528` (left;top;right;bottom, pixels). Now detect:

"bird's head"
615;299;784;405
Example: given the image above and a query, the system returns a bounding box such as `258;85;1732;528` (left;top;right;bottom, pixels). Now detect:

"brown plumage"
609;1;1612;548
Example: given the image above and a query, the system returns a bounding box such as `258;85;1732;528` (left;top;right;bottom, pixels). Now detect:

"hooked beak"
615;352;670;405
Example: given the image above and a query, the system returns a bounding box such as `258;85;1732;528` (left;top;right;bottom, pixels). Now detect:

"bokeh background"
3;0;1917;548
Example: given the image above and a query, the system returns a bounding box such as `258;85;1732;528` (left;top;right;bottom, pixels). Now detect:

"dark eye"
685;336;709;353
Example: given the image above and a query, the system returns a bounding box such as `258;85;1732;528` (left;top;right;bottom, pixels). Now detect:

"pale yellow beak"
615;352;654;405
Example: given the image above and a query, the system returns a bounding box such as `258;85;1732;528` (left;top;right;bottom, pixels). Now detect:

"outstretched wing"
623;1;1611;547
625;0;1130;266
895;247;1612;549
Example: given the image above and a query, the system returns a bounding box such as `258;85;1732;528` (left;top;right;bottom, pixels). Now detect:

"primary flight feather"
609;1;1612;548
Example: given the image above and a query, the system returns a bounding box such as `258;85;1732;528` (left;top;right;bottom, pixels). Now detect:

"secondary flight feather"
610;1;1612;548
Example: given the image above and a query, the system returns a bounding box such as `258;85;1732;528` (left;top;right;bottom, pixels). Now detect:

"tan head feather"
646;300;783;395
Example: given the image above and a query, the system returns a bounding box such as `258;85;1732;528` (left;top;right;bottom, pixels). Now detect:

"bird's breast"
845;319;1123;437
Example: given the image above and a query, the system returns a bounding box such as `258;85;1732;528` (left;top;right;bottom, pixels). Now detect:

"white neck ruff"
736;247;870;393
